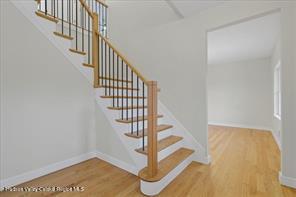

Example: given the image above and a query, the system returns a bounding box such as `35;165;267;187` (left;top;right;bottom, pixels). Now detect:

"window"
274;62;281;120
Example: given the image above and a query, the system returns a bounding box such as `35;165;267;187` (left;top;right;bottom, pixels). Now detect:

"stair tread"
100;77;132;83
116;115;163;123
135;135;183;155
99;85;139;91
138;148;194;182
107;106;147;110
125;124;173;139
53;32;73;40
69;48;86;55
83;63;94;68
35;11;58;23
101;95;146;99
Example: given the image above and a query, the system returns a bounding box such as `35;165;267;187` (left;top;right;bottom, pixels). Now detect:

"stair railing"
84;0;108;37
78;0;99;87
96;32;159;177
35;0;158;178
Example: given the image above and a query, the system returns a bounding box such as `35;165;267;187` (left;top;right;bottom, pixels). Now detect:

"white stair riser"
103;98;146;106
17;3;204;195
99;89;144;96
140;154;194;196
158;140;184;161
39;0;82;27
126;129;173;147
126;119;165;128
136;139;184;163
116;119;167;133
99;81;139;87
110;108;147;118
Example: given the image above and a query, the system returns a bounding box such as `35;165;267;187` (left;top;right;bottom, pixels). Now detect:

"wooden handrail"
95;0;108;8
97;32;149;85
93;13;99;87
36;0;159;179
79;0;94;18
147;81;158;177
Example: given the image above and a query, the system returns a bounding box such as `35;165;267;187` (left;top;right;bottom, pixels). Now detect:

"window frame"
274;62;281;120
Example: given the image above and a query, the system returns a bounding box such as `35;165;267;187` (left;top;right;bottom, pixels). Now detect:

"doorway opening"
206;10;282;170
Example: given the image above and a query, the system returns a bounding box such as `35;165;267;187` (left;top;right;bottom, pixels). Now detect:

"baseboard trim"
95;151;138;175
279;172;296;189
271;129;282;150
0;151;97;190
159;101;210;165
208;122;272;131
208;122;282;150
0;151;138;191
203;155;212;165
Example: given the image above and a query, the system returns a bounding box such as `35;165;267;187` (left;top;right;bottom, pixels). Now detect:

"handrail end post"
147;81;158;177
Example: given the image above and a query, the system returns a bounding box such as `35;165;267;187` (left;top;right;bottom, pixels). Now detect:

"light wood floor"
1;126;296;196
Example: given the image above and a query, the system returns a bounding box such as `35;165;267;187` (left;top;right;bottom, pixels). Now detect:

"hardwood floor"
1;126;296;196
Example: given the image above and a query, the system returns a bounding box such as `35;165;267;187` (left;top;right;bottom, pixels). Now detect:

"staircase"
27;0;200;195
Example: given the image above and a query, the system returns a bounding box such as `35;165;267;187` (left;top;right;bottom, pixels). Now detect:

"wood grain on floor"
1;125;295;196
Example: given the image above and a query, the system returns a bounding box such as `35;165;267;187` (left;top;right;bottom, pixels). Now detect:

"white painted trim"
206;8;281;33
279;172;296;189
10;0;93;85
273;61;282;120
0;150;139;191
202;155;212;165
95;151;138;175
164;0;184;19
0;151;97;190
159;101;211;165
140;153;194;196
271;129;282;150
209;122;282;150
208;121;272;131
274;114;281;120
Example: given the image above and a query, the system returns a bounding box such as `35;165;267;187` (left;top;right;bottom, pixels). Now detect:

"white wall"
0;1;135;182
208;58;272;130
0;1;96;180
280;3;296;186
109;1;296;186
1;0;295;189
107;0;179;53
271;38;282;148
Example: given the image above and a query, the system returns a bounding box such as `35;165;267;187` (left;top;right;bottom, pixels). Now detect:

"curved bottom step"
139;148;194;195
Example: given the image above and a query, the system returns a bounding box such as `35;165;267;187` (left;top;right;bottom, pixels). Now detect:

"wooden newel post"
147;81;158;177
92;13;99;88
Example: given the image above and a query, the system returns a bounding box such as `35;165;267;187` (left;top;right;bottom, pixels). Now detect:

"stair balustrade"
35;0;159;178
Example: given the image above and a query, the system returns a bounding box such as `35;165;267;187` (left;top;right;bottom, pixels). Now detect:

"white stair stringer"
137;102;211;196
11;0;141;174
11;1;210;194
11;0;94;85
159;102;212;165
140;153;195;196
94;89;185;172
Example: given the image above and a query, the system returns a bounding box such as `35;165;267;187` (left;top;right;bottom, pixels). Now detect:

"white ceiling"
107;0;224;31
208;12;281;65
169;0;224;18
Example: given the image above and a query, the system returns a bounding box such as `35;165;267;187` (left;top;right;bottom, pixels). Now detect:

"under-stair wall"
1;0;98;183
2;0;296;192
1;0;208;195
0;0;135;188
1;0;211;193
